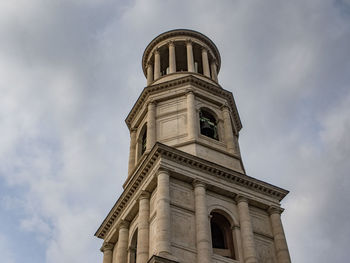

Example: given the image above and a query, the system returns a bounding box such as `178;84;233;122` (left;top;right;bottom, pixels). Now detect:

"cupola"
142;29;221;86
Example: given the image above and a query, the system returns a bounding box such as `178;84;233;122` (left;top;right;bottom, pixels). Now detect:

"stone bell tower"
95;29;291;263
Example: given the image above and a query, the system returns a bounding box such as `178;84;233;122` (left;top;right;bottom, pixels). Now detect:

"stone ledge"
147;255;179;263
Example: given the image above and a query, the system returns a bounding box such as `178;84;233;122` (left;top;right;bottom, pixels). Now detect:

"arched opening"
210;212;236;259
199;108;219;140
138;124;147;159
129;229;138;263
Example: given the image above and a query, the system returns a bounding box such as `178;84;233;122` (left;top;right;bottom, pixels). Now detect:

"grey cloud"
0;0;349;263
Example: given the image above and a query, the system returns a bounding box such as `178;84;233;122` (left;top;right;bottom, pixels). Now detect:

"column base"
147;255;179;263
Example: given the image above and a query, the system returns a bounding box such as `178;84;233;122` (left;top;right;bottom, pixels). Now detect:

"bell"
201;121;215;138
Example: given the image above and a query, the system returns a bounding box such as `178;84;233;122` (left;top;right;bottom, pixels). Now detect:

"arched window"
138;125;147;159
129;229;138;263
210;212;235;259
199;109;219;140
141;128;147;155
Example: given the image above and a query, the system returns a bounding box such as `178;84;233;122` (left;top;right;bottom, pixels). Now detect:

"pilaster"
236;195;258;263
115;221;129;263
268;206;291;263
100;242;114;263
193;180;212;263
156;169;172;257
146;101;156;152
137;191;151;263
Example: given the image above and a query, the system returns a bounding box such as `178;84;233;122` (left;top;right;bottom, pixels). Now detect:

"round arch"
208;204;239;227
208;205;239;260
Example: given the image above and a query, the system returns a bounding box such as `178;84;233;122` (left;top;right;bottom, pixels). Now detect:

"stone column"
154;49;161;80
222;105;235;154
115;221;129;263
268;206;291;263
236;195;258;263
100;242;114;263
147;62;154;86
210;59;218;82
137;191;151;263
187;91;197;140
193;180;211;263
146;101;156;152
201;48;210;78
186;40;195;72
128;128;137;175
156;169;172;257
169;41;176;74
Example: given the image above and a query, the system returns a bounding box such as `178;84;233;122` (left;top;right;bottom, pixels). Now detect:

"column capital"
168;40;175;47
185;38;193;45
139;190;151;200
154;47;160;55
100;242;114;252
130;127;137;133
201;46;209;53
211;58;218;65
119;220;130;229
147;60;153;68
220;103;230;111
148;100;157;107
231;224;240;230
186;88;194;95
235;194;249;204
268;206;284;215
157;167;170;176
192;179;206;189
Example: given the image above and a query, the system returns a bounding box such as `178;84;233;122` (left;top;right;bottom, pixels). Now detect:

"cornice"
125;75;242;132
95;143;289;239
156;143;288;200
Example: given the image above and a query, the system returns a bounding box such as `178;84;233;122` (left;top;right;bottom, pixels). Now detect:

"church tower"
95;29;291;263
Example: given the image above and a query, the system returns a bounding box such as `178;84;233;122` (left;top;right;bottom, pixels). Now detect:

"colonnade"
146;40;219;85
101;173;290;263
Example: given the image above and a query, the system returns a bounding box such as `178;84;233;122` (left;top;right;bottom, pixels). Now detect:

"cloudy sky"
1;0;350;262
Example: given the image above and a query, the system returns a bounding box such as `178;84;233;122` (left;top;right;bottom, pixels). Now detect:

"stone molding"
95;143;288;239
125;75;242;133
100;242;114;252
147;255;179;263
